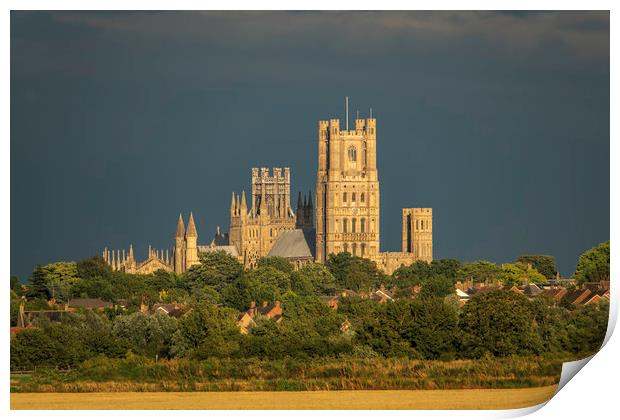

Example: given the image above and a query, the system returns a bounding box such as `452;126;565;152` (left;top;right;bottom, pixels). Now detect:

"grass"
11;355;563;393
10;386;558;410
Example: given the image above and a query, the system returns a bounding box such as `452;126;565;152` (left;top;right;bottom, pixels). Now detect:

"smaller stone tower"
402;208;433;262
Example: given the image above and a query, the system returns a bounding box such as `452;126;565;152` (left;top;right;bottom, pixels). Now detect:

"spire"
240;190;247;213
307;190;313;208
175;213;185;238
230;191;236;215
297;191;303;211
235;194;240;216
129;243;134;260
186;212;198;237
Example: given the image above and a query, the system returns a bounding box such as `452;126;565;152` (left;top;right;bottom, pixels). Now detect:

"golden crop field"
11;385;557;410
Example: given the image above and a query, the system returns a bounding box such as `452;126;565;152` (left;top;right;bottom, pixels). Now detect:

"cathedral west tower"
316;113;380;262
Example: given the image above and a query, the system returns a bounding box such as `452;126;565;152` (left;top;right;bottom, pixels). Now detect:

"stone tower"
185;212;199;269
402;208;433;262
316;115;380;262
174;213;186;274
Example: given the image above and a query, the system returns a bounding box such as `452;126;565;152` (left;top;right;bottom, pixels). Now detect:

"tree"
76;256;112;280
257;256;294;273
574;241;610;285
113;312;178;358
459;290;542;357
290;263;336;295
10;276;23;294
326;252;386;292
499;263;546;287
420;275;454;299
517;255;556;279
430;259;461;283
182;251;243;294
26;265;52;300
171;303;241;358
456;261;502;284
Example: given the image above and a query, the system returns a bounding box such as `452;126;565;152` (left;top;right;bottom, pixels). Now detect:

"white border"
3;2;616;419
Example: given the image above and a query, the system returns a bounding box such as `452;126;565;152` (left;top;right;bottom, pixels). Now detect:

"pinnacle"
186;212;198;237
175;213;185;238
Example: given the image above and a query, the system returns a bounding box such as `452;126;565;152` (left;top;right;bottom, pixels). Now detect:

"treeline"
11;289;608;370
10;241;610;371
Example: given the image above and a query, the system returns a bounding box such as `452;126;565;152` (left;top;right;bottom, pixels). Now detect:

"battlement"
402;208;433;215
321;117;376;138
251;167;291;182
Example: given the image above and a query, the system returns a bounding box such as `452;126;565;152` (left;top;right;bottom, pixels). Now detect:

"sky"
11;11;610;280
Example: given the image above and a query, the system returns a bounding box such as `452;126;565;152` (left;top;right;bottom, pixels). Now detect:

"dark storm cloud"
11;11;609;280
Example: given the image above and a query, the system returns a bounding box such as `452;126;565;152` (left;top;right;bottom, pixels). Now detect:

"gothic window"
352;243;357;256
348;146;357;162
344;243;349;253
360;218;366;233
351;218;357;233
343;219;348;233
343;192;347;203
416;220;419;231
360;193;365;202
361;243;366;256
352;193;356;202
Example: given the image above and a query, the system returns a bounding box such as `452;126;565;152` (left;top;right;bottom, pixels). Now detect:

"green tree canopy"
113;312;178;358
459;290;542;357
326;252;386;292
420;275;455;299
456;261;502;284
574;241;610;285
171;303;241;358
517;255;557;279
499;263;546;287
182;251;244;294
290;262;336;296
257;256;294;273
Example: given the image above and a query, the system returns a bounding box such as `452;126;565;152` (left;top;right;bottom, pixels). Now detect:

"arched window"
352;193;356;202
360;218;366;233
352;243;357;256
416;220;419;231
348;146;357;162
343;192;347;203
360;193;365;202
343;243;349;253
361;243;366;256
343;219;348;233
351;218;357;233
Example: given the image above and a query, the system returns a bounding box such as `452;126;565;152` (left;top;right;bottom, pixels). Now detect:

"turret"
174;213;186;274
185;212;199;270
240;190;247;217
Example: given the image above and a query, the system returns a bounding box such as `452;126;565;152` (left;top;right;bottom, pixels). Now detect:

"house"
67;298;113;311
540;287;568;301
237;301;283;334
319;295;340;310
152;303;188;318
371;287;395;303
455;288;470;306
520;283;543;297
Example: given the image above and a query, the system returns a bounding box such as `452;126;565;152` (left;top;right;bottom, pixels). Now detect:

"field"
11;385;558;410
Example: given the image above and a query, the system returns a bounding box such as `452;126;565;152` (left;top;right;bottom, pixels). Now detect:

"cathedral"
102;102;433;275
